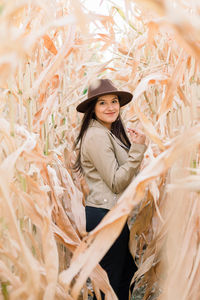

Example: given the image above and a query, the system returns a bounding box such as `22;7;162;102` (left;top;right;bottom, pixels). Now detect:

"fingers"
127;127;141;133
127;128;144;136
127;127;146;145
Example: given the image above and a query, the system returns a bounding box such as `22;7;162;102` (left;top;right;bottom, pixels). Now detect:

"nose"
107;102;115;110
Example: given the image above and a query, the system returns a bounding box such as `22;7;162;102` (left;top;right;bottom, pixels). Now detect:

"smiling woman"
74;78;146;299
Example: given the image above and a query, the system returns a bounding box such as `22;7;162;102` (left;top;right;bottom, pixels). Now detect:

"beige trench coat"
81;119;146;210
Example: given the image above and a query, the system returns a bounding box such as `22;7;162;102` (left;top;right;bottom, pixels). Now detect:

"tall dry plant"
0;0;199;299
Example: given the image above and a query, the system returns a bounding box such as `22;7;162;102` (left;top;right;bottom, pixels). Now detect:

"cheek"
94;106;98;117
116;104;120;113
94;105;102;117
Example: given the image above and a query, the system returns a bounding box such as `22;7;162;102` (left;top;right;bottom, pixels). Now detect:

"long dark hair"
73;98;131;173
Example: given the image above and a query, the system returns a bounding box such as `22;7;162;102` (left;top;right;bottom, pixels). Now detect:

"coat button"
103;199;108;203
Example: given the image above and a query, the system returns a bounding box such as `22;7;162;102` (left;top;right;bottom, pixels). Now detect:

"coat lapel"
90;119;129;151
109;132;129;151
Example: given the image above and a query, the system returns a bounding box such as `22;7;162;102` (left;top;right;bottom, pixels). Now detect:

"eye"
112;99;119;103
98;100;105;105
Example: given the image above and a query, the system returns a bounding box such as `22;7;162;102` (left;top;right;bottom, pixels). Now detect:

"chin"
111;116;118;123
105;118;116;124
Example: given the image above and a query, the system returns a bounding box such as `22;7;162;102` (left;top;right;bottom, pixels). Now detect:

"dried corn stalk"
0;0;199;299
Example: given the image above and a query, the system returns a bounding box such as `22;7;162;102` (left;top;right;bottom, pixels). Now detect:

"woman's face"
94;94;120;130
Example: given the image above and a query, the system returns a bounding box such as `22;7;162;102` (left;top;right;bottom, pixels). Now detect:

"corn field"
0;0;199;299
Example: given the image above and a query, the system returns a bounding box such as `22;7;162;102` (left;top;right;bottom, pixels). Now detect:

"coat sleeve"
83;131;146;194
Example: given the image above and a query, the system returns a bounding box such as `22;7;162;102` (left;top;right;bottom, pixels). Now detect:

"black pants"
85;206;137;300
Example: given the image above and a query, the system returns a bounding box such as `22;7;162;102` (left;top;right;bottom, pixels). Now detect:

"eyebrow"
97;96;119;101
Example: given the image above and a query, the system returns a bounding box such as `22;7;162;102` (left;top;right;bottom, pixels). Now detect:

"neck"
96;119;111;130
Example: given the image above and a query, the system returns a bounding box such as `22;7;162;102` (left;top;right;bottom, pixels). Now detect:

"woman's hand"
127;128;146;145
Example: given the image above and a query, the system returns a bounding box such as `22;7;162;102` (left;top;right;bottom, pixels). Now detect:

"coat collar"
89;119;129;150
89;119;109;131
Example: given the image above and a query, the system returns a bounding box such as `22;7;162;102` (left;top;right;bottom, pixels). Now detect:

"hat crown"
88;79;117;99
76;78;133;113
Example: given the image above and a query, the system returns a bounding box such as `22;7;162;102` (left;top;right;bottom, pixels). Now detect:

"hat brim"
76;90;133;113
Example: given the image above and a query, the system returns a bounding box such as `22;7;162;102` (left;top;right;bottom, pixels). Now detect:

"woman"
74;78;146;299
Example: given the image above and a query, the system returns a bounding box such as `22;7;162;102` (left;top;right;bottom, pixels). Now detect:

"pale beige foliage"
0;0;199;300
